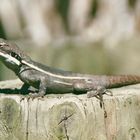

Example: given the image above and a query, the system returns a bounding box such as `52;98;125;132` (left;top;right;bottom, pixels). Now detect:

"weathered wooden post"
0;79;140;140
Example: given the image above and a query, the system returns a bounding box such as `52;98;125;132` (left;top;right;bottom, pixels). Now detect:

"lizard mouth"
0;50;8;58
0;50;21;66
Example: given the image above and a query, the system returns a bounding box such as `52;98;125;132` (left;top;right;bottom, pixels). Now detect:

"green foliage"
0;22;6;39
56;0;70;31
128;0;137;9
90;0;98;17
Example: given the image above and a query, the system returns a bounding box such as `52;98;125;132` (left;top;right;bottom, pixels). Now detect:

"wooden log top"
0;79;140;140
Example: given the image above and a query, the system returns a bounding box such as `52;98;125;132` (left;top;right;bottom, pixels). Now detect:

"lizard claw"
26;95;31;101
104;89;113;96
20;96;25;102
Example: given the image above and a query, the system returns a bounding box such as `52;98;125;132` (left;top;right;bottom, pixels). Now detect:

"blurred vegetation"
56;0;70;31
0;0;140;80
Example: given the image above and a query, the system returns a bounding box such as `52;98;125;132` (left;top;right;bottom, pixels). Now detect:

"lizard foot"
20;95;31;102
87;86;112;117
87;86;112;98
29;92;44;100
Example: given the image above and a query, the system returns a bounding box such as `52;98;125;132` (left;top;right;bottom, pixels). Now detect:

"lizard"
0;38;140;100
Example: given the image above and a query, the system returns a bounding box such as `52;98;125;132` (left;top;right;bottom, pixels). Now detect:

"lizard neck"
16;59;33;76
15;64;25;76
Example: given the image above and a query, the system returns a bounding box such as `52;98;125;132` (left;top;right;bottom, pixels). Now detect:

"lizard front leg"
20;83;41;101
29;78;47;98
20;83;30;94
20;83;30;101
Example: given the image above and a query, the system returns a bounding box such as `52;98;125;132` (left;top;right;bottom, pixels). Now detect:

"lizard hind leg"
87;86;112;118
87;86;112;109
87;86;112;98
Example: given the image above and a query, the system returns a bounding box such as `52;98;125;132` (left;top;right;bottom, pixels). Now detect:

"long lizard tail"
106;75;140;88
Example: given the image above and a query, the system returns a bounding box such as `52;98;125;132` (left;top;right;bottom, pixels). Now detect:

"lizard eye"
0;42;7;47
11;52;21;61
0;42;5;46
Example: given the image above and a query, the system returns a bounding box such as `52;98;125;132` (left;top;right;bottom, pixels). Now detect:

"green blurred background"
0;0;140;80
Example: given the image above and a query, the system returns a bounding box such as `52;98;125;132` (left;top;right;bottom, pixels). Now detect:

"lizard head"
0;38;31;72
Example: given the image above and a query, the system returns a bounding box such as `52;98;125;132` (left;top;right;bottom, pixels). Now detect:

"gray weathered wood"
0;79;140;140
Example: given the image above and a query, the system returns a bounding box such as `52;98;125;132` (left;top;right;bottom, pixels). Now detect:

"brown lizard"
0;38;139;102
